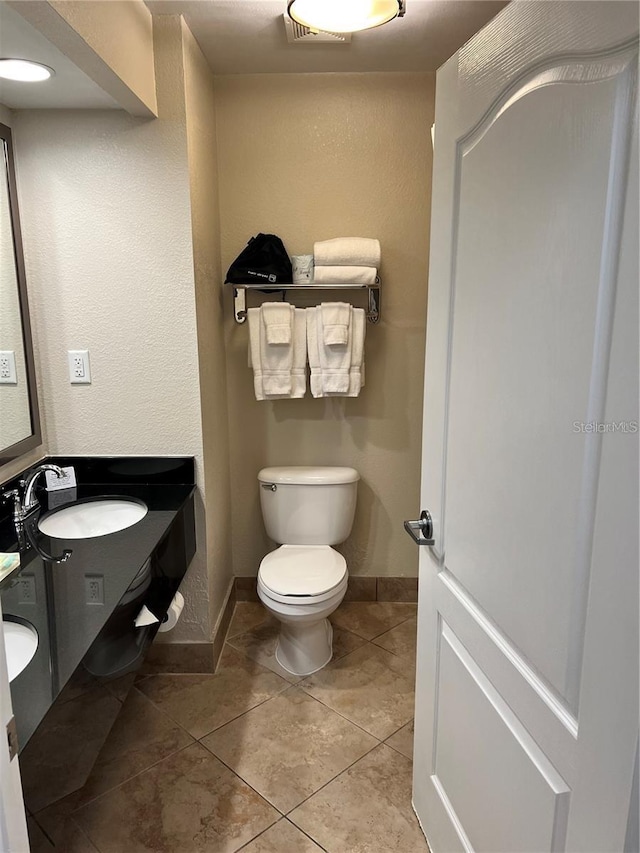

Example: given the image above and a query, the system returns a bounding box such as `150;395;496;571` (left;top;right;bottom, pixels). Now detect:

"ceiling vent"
283;13;352;45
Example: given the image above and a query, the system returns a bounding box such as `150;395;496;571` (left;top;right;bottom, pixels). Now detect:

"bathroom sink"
3;618;38;682
38;498;148;540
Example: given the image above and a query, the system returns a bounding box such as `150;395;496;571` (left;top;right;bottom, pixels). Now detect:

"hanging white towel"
313;265;377;285
318;303;350;394
323;307;365;397
307;305;366;398
321;302;351;346
306;307;322;398
314;237;381;268
344;307;366;397
248;306;307;401
262;302;293;345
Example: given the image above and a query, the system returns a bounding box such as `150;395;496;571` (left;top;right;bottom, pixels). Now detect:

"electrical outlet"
85;574;104;605
0;351;17;384
68;350;91;384
17;574;36;604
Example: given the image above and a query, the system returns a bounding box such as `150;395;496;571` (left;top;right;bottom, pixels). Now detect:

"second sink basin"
3;618;38;682
38;498;148;540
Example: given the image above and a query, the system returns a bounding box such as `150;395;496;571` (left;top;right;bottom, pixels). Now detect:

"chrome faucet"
2;465;72;563
2;464;66;523
22;464;66;516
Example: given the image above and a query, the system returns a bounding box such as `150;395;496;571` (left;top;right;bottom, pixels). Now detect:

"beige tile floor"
27;601;429;853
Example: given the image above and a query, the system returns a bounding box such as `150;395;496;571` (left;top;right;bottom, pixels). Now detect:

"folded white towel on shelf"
314;237;381;268
321;302;351;346
307;305;365;398
248;305;307;400
261;302;293;345
313;265;378;285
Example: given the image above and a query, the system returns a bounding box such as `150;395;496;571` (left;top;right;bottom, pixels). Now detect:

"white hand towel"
314;237;381;268
324;307;365;397
321;302;351;346
285;309;307;399
249;307;307;401
313;265;377;285
347;307;366;396
316;305;352;395
306;307;322;399
262;302;292;345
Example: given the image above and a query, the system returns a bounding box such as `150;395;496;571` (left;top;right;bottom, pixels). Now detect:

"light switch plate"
0;351;17;384
68;350;91;384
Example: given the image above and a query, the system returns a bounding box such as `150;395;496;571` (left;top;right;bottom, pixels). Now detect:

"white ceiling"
0;0;508;111
0;1;119;110
148;0;508;74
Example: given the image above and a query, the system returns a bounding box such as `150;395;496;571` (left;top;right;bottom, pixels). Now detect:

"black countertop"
0;456;196;749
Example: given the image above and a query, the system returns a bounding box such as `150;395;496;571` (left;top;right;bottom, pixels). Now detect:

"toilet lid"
259;546;347;596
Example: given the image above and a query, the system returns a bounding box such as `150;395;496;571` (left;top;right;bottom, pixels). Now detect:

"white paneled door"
411;2;639;851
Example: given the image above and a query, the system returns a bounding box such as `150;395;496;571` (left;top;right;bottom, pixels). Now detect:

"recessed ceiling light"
0;59;54;83
288;0;405;34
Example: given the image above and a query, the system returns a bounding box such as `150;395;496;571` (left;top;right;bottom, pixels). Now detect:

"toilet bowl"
257;466;359;677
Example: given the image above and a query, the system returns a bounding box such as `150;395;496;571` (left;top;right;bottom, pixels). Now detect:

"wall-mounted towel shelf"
230;282;381;325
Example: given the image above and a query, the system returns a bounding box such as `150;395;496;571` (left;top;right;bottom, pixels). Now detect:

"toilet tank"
258;466;359;546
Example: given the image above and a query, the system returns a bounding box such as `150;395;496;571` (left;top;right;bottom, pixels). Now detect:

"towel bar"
230;282;381;325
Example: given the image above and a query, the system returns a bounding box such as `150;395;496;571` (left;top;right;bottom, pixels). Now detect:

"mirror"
0;122;40;462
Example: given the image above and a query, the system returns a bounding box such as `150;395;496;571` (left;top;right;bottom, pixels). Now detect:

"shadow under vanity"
0;455;196;815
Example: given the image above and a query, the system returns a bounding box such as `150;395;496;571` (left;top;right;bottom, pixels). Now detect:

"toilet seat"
258;545;347;604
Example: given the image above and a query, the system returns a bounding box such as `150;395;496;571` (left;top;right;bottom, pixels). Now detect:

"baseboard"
139;576;416;675
212;581;236;670
140;580;236;674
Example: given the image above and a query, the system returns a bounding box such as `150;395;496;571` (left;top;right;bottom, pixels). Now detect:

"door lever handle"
403;510;435;546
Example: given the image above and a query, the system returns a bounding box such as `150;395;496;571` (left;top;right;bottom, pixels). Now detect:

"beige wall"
11;0;157;116
182;21;233;639
50;0;157;112
7;16;230;643
216;72;435;578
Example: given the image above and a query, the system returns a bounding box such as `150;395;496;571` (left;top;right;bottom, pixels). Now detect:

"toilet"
257;466;359;676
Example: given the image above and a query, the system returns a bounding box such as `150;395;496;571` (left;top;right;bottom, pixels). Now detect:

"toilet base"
275;618;333;677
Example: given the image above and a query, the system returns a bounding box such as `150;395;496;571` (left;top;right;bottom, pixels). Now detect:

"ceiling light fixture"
0;59;54;83
287;0;405;34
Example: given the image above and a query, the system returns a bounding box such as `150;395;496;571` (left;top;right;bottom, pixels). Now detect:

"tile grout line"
283;738;384;824
200;679;383;745
295;678;395;741
135;649;292;741
194;684;389;824
196;742;289;819
294;642;416;741
226;625;370;683
68;813;103;853
233;817;281;853
234;817;332;853
191;672;292;740
224;638;304;685
197;685;383;814
67;740;197;817
384;739;415;761
31;688;199;827
283;817;332;853
46;603;418;852
126;684;199;741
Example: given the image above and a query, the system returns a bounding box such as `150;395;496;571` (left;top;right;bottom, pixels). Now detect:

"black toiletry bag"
225;233;293;285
